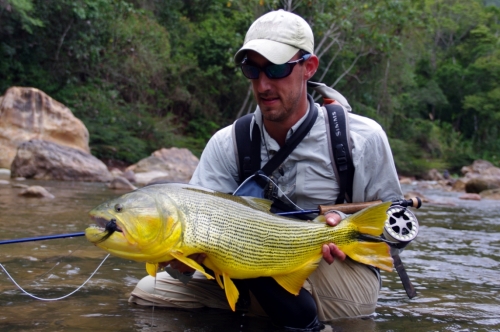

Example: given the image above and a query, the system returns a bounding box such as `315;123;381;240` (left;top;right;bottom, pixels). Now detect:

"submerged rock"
107;176;137;191
18;185;55;199
459;193;482;201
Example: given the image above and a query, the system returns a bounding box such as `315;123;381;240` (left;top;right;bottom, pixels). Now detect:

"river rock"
451;178;467;191
134;170;170;185
458;193;482;200
480;188;500;200
0;87;90;169
422;168;445;181
107;176;137;190
464;176;500;193
399;176;413;185
10;139;112;182
461;160;496;178
18;185;55;199
127;147;199;184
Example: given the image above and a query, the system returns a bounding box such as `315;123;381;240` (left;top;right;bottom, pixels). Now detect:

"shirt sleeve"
189;125;240;194
351;124;403;203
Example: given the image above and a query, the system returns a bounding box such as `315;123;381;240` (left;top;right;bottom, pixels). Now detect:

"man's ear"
304;55;319;81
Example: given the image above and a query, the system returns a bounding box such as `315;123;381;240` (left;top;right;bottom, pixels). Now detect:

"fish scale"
168;186;358;275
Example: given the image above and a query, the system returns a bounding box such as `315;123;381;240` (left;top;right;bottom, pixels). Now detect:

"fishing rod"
0;197;421;245
278;197;422;216
0;232;85;245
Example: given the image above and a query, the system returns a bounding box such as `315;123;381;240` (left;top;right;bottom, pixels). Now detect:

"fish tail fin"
351;201;391;236
341;241;394;272
340;202;394;272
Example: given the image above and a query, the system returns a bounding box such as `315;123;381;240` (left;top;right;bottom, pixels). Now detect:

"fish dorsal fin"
223;272;239;311
239;196;273;212
146;262;158;277
273;255;322;295
170;251;214;280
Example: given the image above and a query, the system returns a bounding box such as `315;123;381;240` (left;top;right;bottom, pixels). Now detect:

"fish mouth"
89;216;124;243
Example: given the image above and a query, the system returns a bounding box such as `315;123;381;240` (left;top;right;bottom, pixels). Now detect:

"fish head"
85;188;181;261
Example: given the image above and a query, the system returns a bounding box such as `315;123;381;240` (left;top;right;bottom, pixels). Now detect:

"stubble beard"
258;90;302;123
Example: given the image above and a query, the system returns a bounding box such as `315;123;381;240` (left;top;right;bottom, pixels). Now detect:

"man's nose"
254;71;272;92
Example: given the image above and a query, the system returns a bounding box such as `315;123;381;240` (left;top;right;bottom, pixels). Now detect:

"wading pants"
128;258;380;327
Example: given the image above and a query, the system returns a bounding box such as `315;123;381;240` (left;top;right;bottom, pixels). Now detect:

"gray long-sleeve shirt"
189;99;403;209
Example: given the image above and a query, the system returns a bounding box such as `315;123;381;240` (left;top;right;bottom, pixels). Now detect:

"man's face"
246;51;309;123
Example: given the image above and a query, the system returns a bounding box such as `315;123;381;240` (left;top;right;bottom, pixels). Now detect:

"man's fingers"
325;212;342;226
322;243;346;264
329;243;346;261
322;244;335;264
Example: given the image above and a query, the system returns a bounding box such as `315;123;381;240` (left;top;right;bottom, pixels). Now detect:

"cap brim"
234;39;300;64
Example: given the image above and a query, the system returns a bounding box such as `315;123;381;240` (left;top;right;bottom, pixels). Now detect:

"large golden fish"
85;183;393;311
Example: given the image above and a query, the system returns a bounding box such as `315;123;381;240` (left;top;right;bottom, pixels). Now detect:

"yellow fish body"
85;183;393;311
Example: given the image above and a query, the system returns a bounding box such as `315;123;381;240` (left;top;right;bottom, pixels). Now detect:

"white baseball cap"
234;10;314;65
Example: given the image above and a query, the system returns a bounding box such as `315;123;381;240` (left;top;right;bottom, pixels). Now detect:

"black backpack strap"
234;94;318;184
324;104;355;203
233;113;261;184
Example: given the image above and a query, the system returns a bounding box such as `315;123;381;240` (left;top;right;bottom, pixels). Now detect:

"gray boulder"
128;147;199;184
11;139;112;182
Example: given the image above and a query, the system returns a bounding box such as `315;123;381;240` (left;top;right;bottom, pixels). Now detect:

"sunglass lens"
241;65;260;79
266;64;290;79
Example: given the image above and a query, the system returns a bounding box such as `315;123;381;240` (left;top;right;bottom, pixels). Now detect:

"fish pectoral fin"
170;251;214;280
342;242;394;272
273;256;321;295
223;272;239;311
146;262;158;277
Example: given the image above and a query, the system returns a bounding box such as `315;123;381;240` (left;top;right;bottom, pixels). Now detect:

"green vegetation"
1;0;499;176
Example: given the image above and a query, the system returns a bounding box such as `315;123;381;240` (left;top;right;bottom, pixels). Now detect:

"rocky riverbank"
1;86;499;200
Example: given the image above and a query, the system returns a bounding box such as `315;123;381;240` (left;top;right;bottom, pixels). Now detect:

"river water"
0;176;499;332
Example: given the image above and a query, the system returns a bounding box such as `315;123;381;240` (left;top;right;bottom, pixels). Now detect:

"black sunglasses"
240;54;311;79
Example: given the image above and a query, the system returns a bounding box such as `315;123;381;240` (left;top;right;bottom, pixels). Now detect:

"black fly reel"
383;205;419;250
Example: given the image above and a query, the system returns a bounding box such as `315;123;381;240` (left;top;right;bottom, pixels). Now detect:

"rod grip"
318;200;382;215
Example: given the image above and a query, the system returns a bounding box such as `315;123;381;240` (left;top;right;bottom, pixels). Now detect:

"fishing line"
233;173;305;211
0;254;110;301
31;242;88;284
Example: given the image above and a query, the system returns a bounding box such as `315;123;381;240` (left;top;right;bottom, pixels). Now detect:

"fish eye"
114;204;123;212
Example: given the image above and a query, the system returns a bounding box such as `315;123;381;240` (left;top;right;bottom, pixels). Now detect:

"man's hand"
322;211;346;264
159;253;207;274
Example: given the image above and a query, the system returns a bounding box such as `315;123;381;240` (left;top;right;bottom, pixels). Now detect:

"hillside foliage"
1;0;499;176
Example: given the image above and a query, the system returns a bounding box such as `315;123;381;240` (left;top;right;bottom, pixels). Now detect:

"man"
129;9;403;330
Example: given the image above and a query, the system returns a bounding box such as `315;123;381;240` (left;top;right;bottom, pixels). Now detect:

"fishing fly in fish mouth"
92;218;122;244
85;183;394;312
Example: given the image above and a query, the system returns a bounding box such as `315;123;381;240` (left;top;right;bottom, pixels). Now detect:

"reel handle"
393;197;422;209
